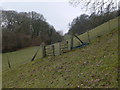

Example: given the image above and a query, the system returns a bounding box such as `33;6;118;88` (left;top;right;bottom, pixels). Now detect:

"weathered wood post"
66;41;69;51
87;31;91;43
59;42;61;55
58;43;60;55
52;45;55;56
42;43;46;58
70;33;73;50
7;56;11;69
31;45;41;61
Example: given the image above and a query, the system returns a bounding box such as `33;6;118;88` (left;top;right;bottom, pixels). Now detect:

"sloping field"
2;46;42;71
73;17;119;47
3;29;118;88
2;16;119;71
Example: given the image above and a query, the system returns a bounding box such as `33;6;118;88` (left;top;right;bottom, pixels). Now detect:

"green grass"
2;16;119;71
2;29;118;88
2;16;119;88
73;17;119;47
2;46;42;71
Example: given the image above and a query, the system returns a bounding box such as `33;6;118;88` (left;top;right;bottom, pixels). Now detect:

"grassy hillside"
2;46;42;71
2;17;119;71
73;17;119;47
3;29;118;88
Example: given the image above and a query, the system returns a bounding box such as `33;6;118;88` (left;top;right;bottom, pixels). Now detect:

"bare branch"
69;0;118;14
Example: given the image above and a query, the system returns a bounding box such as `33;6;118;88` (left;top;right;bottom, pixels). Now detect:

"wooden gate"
45;45;55;56
60;41;69;54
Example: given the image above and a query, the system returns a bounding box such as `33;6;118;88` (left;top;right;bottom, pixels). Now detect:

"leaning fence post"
42;44;46;58
31;45;41;61
7;55;11;69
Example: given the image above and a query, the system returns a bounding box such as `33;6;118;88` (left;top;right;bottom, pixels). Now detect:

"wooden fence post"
31;45;41;61
70;34;73;50
59;43;61;55
87;31;91;43
7;56;11;69
52;45;55;56
42;44;46;58
66;41;69;51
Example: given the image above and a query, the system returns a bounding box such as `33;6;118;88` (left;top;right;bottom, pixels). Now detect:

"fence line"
40;16;119;58
41;40;69;58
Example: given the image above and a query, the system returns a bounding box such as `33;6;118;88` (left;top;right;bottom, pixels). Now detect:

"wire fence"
4;16;119;70
40;16;119;58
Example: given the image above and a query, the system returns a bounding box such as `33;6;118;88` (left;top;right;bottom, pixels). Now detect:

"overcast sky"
1;0;87;34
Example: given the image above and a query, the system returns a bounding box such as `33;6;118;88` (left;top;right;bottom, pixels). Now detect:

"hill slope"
2;46;41;71
2;17;119;71
3;29;118;88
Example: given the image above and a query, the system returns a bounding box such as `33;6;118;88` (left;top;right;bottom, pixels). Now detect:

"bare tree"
69;0;118;14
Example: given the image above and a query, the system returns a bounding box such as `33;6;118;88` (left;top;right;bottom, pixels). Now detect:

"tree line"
67;0;119;35
66;10;119;36
2;10;63;53
2;8;119;53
